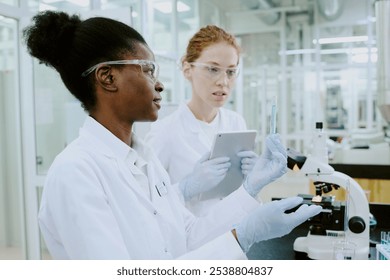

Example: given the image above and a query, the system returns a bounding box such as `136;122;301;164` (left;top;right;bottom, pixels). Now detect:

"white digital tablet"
199;130;257;200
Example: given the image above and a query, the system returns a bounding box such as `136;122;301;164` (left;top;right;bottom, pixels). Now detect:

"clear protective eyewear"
81;59;159;82
190;62;240;80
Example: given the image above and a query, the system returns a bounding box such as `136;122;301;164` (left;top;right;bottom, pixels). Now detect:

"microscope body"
293;155;370;259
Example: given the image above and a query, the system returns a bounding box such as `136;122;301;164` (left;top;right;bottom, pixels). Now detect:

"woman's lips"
153;97;161;109
213;91;227;96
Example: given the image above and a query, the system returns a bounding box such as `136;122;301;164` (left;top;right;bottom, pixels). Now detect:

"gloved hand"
235;196;322;252
237;150;259;176
179;152;231;200
243;134;287;197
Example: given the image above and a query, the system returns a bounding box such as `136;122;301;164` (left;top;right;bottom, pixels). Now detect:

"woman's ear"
182;61;192;80
95;66;118;92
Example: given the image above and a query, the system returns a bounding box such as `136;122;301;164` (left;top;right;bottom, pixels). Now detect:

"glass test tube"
380;231;390;259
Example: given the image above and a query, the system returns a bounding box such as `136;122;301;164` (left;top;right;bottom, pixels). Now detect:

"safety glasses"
190;62;240;80
81;59;159;82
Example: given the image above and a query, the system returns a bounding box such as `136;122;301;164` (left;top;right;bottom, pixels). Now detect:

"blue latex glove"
235;196;322;252
237;150;259;176
243;134;287;197
179;152;231;200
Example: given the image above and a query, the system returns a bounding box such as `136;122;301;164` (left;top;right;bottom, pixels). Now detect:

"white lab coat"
39;117;257;260
145;103;250;215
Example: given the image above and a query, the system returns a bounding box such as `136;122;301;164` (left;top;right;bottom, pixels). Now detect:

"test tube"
380;231;390;259
381;231;389;245
270;96;277;134
387;232;390;255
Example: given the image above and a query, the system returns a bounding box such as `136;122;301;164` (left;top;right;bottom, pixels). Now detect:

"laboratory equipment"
333;240;356;260
376;231;390;260
311;122;328;164
286;124;370;260
287;149;370;259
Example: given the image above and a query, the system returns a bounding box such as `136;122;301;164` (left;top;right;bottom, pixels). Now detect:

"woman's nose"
155;80;164;92
215;71;229;86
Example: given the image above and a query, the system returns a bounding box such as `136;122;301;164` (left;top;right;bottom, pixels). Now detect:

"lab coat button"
164;248;168;253
153;210;158;215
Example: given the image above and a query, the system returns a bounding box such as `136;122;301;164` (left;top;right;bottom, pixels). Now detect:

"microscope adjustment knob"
309;224;327;235
348;216;366;234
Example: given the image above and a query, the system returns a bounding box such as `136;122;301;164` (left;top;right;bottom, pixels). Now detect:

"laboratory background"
1;0;390;260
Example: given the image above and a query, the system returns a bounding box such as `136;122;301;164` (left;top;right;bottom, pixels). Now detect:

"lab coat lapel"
147;163;168;205
180;104;211;153
116;158;157;212
146;160;189;258
185;127;210;154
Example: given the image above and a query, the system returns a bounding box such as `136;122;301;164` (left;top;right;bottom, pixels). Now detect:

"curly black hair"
23;11;147;111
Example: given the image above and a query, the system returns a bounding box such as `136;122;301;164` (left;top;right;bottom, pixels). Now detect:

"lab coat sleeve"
184;186;260;251
178;232;247;260
40;155;130;259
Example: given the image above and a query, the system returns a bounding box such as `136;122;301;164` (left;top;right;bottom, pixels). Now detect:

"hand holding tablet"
199;130;257;200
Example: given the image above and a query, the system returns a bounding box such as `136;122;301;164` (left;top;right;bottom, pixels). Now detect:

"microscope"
287;123;370;260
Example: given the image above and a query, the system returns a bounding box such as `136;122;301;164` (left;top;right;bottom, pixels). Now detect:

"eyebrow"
203;61;239;68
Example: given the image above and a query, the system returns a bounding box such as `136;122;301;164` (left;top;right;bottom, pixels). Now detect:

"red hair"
181;25;240;66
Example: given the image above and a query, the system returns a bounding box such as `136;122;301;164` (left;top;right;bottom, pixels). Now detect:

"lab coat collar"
80;116;151;162
179;102;225;149
179;104;220;133
218;108;231;129
180;102;225;133
129;135;149;169
179;103;201;134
